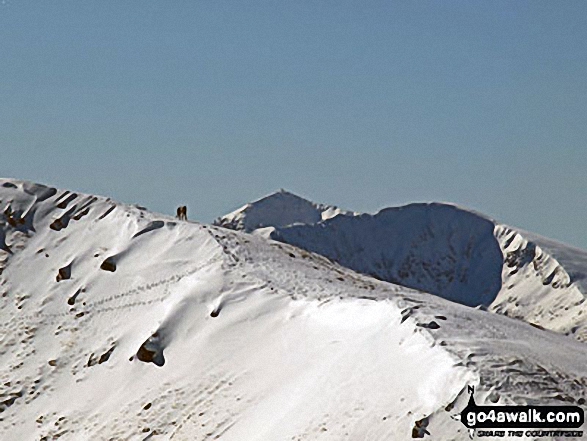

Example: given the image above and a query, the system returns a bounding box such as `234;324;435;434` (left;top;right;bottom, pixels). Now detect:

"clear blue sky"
1;1;586;248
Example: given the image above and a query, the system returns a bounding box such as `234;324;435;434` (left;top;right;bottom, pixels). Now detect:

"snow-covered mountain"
216;191;587;342
1;180;586;441
214;189;353;234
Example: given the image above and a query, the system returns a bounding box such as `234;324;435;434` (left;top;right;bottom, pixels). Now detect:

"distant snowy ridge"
216;191;587;341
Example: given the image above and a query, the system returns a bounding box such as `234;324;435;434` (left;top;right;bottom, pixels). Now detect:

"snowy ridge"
1;180;587;441
217;192;587;342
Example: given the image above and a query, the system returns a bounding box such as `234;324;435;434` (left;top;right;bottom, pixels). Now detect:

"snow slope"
1;180;586;441
216;192;587;341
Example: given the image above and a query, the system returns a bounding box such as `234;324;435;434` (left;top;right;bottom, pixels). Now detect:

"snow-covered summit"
213;189;351;233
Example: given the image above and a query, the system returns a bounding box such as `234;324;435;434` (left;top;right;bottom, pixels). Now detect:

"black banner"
461;387;584;430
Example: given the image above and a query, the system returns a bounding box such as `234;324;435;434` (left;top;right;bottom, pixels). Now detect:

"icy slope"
216;192;587;341
1;180;586;441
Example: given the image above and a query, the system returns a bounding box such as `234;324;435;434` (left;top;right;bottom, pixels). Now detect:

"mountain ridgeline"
216;191;587;340
2;179;587;440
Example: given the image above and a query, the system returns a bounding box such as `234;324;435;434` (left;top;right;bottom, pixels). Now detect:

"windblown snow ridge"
0;178;478;440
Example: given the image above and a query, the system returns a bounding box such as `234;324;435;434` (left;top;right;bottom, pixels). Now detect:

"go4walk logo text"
460;386;584;438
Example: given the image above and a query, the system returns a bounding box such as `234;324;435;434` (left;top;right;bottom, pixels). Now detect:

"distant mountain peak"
213;190;351;233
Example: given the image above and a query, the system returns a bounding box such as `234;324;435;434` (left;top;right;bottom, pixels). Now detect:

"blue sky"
1;1;586;248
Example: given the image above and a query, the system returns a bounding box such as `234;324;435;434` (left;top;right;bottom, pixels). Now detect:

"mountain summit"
214;189;351;234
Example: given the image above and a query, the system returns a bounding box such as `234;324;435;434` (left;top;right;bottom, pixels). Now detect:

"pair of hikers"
176;205;187;221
